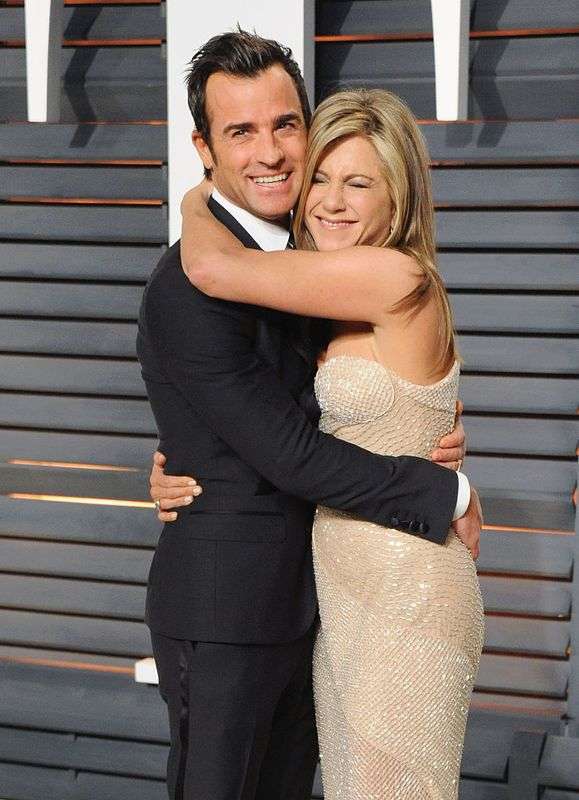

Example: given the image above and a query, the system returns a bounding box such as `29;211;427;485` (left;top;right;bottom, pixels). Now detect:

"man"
137;29;481;800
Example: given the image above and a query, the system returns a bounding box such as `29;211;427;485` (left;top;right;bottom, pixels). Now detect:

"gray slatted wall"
0;1;577;798
314;1;579;798
0;2;171;798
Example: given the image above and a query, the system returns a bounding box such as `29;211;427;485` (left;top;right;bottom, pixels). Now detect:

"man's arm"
143;277;459;544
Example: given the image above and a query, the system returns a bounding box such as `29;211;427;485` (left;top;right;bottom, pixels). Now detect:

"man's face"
193;65;307;222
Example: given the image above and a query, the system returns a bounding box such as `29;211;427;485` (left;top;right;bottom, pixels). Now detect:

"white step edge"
134;656;159;685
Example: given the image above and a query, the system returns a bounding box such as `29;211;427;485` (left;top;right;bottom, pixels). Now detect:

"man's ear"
192;131;214;171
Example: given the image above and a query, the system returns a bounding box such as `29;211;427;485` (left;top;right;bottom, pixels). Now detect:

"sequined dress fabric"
312;356;484;800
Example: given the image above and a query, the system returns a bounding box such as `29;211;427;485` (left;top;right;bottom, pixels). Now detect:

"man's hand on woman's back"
149;450;201;523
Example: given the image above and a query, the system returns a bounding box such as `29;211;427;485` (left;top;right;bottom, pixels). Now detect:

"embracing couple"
137;28;484;800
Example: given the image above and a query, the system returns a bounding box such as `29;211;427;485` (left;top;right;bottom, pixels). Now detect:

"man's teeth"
253;174;288;185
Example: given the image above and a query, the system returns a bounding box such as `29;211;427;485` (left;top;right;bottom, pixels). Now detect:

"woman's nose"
321;184;346;212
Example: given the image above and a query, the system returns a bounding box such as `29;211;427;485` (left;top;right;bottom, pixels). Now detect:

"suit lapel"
207;196;313;371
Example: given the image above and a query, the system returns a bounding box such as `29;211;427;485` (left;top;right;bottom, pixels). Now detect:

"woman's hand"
149;450;202;523
180;179;213;216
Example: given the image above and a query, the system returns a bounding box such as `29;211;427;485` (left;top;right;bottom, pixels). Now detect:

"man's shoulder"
142;239;255;322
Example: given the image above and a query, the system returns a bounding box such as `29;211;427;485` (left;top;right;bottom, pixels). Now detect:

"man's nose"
256;132;284;168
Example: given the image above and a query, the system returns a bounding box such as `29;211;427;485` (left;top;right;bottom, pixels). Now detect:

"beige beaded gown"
312;356;485;800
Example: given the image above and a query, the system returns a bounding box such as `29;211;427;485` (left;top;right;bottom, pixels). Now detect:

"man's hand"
149;450;202;523
431;400;466;470
452;487;483;560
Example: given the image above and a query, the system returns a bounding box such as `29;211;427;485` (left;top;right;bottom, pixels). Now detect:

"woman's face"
304;134;393;252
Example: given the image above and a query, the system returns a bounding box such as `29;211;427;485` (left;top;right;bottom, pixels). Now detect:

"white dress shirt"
211;189;471;520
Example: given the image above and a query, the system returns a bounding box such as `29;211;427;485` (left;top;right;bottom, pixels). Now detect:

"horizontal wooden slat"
476;493;573;534
464;416;578;458
422;120;579;165
460;375;579;415
436;210;579;249
0;242;164;280
0;393;155;432
0;538;151;581
540;735;579;790
0;728;165;789
0;164;166;200
1;287;577;333
2;324;577;374
458;780;508;800
483;617;569;658
481;576;571;618
317;0;579;36
1;86;166;123
0;462;150;501
452;294;579;334
316;36;578;78
468;455;575;496
0;762;166;800
0;282;143;318
0;660;167;738
34;396;579;454
439;253;578;291
478;530;573;579
316;37;579;119
462;705;563;780
0;204;166;242
0;123;166;161
432;167;579;206
475;653;569;696
0;429;153;468
0;725;167;779
460;335;578;375
0;4;165;39
4;365;573;418
0;355;145;395
322;75;579;122
0;495;159;545
0;319;137;356
1;45;164;81
0;574;146;617
0;609;150;655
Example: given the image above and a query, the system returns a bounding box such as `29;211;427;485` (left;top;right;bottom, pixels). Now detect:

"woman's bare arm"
180;186;422;324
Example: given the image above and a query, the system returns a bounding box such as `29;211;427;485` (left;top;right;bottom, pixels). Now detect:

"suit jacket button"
418;522;429;534
409;520;420;533
390;514;400;527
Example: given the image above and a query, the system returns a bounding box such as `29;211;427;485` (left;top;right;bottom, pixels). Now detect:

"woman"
152;89;484;799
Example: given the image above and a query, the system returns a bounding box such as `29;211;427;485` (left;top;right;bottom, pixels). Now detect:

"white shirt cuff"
453;472;471;521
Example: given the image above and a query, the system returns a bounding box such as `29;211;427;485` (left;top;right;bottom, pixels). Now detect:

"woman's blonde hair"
293;88;457;370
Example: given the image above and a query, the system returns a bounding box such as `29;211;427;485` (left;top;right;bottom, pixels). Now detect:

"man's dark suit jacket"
136;197;459;645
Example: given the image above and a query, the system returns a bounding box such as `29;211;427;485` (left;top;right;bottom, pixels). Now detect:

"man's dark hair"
186;28;311;177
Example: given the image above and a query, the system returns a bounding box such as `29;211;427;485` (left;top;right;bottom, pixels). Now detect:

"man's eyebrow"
274;112;303;126
222;121;254;135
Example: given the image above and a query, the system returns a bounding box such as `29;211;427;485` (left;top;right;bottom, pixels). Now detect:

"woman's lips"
316;216;356;229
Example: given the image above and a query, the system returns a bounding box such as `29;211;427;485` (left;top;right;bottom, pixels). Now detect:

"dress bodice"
314;355;460;460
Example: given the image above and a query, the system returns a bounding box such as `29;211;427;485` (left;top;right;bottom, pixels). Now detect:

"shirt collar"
211;188;291;252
